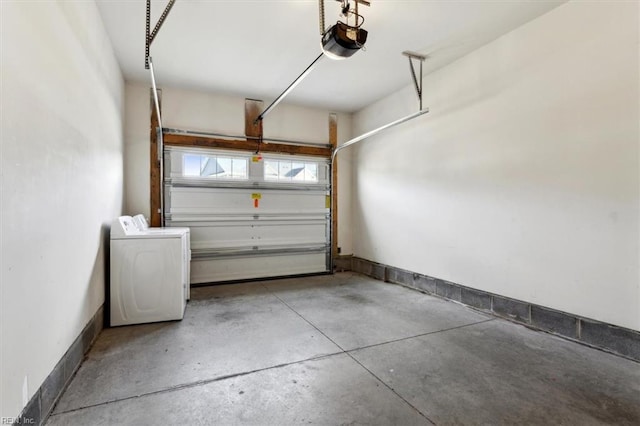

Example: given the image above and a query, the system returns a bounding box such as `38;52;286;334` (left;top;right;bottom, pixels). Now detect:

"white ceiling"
96;0;565;113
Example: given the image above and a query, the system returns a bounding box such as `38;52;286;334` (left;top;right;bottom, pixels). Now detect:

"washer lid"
112;231;186;240
111;217;189;240
112;215;190;239
141;228;189;236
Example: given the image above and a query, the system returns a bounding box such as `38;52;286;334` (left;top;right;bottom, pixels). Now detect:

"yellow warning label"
252;156;262;162
251;193;262;200
326;195;331;209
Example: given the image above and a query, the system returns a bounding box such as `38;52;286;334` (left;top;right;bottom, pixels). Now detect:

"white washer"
132;214;192;299
110;215;191;326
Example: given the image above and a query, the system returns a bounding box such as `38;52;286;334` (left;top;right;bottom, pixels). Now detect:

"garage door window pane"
264;160;318;183
304;163;317;182
183;154;247;179
231;158;247;179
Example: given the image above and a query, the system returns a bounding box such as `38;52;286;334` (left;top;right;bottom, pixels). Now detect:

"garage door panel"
191;252;328;284
170;221;328;251
167;187;328;215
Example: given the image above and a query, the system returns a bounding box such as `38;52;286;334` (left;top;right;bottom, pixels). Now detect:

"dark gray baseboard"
14;305;104;426
347;257;640;362
333;255;354;272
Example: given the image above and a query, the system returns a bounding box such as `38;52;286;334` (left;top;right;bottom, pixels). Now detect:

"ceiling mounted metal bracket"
402;51;427;110
145;0;176;69
331;49;430;164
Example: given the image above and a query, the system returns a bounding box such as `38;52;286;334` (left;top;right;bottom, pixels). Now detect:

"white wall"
352;1;639;331
124;83;353;253
123;83;151;219
0;1;124;419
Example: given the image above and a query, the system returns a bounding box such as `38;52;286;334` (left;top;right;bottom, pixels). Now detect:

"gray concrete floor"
47;272;640;425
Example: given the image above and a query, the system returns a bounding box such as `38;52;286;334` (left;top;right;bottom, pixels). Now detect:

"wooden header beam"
163;133;331;158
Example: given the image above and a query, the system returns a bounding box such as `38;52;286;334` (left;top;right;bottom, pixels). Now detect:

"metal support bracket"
326;50;428;174
145;0;176;69
149;57;163;129
402;51;427;110
331;108;429;163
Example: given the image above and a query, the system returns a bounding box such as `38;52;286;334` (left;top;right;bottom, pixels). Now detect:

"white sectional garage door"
164;146;330;283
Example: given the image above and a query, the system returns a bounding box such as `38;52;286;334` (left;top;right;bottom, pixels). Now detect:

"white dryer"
110;215;191;326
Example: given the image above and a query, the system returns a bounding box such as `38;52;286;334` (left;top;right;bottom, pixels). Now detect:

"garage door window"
264;160;318;183
183;154;248;180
